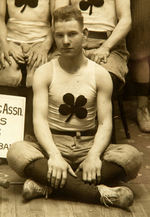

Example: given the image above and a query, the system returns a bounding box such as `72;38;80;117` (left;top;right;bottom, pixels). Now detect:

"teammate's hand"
84;45;110;64
0;40;12;69
25;42;49;69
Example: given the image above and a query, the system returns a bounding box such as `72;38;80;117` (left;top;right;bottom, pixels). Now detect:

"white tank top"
74;0;117;32
48;58;97;131
6;0;50;43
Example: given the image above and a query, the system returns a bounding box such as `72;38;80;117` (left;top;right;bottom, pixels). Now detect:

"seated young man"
7;6;142;209
59;0;131;95
0;0;53;87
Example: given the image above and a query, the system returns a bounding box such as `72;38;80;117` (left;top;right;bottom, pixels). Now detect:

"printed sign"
0;94;26;158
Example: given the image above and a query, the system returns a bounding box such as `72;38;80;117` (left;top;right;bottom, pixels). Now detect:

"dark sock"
134;82;150;96
100;160;126;184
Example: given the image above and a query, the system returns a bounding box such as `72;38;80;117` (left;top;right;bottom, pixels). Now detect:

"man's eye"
69;32;77;37
56;34;63;38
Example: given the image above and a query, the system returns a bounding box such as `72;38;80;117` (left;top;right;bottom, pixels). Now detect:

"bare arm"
0;0;7;44
88;68;113;157
77;66;113;183
33;64;60;157
33;64;76;189
25;1;53;68
85;0;131;64
0;0;12;67
102;0;131;50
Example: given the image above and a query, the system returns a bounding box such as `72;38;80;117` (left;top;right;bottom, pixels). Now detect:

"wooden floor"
0;100;150;217
0;183;150;217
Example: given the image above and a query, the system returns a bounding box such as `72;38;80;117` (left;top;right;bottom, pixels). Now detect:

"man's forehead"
54;19;82;31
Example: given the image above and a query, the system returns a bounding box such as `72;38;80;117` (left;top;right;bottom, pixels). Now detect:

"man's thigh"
7;140;45;177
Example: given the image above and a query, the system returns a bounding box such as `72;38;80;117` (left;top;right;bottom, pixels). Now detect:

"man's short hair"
53;5;84;29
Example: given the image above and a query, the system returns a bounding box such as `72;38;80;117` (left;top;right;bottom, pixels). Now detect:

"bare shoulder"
33;60;54;88
94;63;113;92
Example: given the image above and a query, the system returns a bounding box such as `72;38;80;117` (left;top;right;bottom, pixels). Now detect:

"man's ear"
82;28;88;48
83;28;88;39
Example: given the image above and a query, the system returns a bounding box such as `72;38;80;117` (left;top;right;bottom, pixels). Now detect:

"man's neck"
58;52;87;73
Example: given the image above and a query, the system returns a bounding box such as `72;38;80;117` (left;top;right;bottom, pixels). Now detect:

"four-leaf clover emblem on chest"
15;0;39;13
59;93;88;122
79;0;104;15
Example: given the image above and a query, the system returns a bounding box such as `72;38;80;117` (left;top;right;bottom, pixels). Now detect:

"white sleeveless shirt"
48;58;97;131
74;0;117;32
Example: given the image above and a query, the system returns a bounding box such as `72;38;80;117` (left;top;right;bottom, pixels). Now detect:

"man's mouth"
62;48;73;51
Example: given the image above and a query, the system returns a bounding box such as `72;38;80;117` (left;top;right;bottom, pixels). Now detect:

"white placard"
0;94;26;158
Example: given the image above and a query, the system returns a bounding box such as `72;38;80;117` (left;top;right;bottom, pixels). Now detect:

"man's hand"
0;41;12;69
47;154;77;189
25;42;49;69
76;155;102;185
84;45;110;64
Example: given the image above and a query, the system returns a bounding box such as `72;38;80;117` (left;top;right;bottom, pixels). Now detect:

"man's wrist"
87;150;101;158
48;151;61;159
101;43;111;51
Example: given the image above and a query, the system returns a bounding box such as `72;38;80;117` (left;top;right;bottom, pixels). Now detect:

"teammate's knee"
7;141;23;164
0;68;22;86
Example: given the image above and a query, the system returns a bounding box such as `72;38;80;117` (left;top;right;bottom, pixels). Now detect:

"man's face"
54;19;84;57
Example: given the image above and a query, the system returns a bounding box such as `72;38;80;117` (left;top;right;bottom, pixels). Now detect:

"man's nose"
63;35;70;45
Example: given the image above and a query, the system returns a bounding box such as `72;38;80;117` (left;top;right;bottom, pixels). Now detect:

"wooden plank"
43;198;75;217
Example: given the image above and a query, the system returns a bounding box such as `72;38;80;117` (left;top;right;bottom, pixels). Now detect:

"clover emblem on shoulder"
15;0;38;13
59;93;88;122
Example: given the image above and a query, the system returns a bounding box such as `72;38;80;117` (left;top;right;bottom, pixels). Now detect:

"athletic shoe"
22;179;52;201
137;106;150;132
98;184;134;209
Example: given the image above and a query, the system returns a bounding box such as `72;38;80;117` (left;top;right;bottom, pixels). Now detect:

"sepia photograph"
0;0;149;216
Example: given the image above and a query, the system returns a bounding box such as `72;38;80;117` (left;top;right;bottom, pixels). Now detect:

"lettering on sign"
0;94;26;158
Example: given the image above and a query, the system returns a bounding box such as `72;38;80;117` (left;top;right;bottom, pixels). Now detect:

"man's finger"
103;55;107;63
60;170;67;188
82;171;87;182
30;54;37;68
0;53;6;68
91;170;96;182
4;53;12;65
94;55;99;63
87;171;93;183
47;167;52;183
68;166;77;178
51;169;57;188
96;169;101;185
27;52;34;64
75;165;81;174
54;170;61;189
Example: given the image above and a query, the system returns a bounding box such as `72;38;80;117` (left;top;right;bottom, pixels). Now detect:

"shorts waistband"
88;31;108;39
50;128;96;137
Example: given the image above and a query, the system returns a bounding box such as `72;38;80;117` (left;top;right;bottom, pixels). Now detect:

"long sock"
24;158;126;204
134;82;150;97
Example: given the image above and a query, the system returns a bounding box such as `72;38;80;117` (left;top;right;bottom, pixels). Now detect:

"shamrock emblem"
59;93;88;122
79;0;104;15
15;0;38;13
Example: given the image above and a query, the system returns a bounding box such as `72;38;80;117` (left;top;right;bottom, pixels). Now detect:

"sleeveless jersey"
48;58;97;131
75;0;117;32
6;0;50;43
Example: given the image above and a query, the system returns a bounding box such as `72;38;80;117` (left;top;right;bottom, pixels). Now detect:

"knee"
7;69;22;86
123;145;143;180
104;144;143;180
7;141;23;166
0;68;22;86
